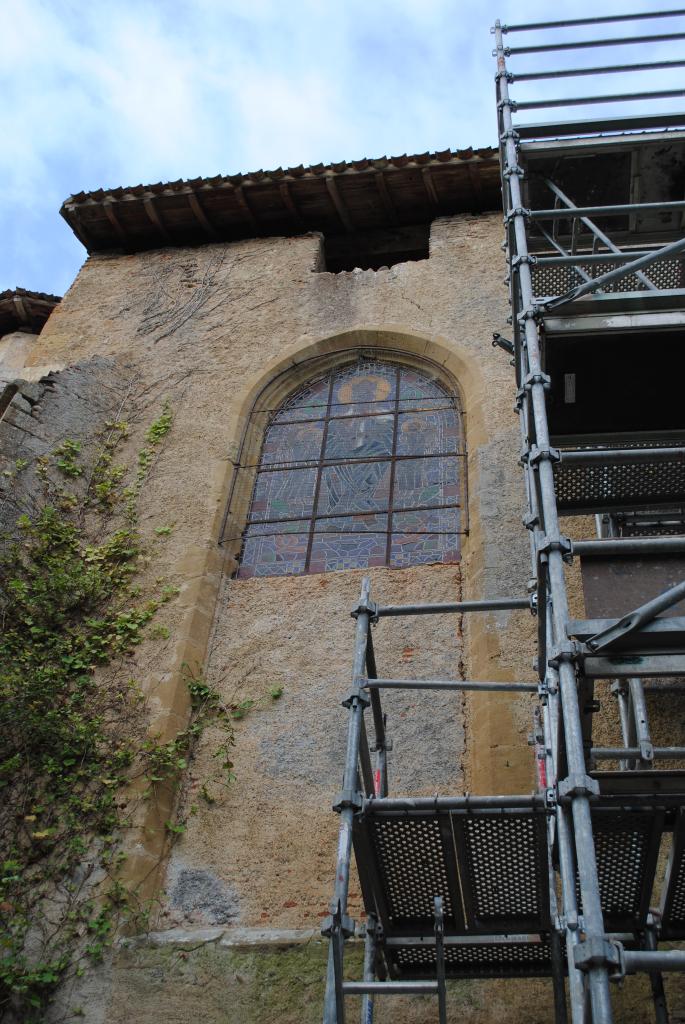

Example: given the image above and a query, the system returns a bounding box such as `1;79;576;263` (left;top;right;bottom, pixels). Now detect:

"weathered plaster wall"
12;214;548;1022
166;565;464;934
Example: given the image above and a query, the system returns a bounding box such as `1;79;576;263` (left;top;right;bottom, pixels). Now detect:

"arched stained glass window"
237;359;464;578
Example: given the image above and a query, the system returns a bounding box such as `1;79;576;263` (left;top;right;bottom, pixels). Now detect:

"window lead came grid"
238;358;465;578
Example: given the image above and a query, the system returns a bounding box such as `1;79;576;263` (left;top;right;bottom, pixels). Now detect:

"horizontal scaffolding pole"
364;678;538;692
502;10;685;32
592;746;685;759
544;235;685;307
624;950;685;974
529;200;685;220
516;88;685;111
515;58;685;82
343;981;438;995
536;251;654;265
363;794;547;812
375;597;530;617
561;447;685;465
505;31;685;56
584;653;685;678
574;537;685;556
516;111;685;139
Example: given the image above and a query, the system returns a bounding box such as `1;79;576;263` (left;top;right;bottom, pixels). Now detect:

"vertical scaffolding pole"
494;21;614;1022
323;578;373;1024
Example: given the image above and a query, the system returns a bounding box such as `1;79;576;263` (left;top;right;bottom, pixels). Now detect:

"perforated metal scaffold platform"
321;9;685;1024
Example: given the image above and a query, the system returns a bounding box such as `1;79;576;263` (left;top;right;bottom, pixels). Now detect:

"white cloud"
1;0;683;292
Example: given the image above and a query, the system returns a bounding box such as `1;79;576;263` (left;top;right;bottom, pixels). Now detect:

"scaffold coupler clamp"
494;68;514;82
321;901;356;940
504;205;530;224
499;127;519;142
351;595;378;624
503;163;525;179
548;639;582;671
332;787;365;814
517;306;542;323
343;682;371;709
574;937;625;981
558;773;600;802
538;532;573;565
523;371;551;394
522;511;539;532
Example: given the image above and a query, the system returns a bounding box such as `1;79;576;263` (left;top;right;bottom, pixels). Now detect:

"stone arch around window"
234;355;466;578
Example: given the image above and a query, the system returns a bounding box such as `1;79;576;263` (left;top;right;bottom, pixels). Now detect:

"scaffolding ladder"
322;9;685;1023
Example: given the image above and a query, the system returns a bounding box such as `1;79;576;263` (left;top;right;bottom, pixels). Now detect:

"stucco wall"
12;213;550;1022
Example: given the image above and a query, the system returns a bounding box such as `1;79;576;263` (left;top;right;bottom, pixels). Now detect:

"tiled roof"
0;289;61;336
60;147;501;253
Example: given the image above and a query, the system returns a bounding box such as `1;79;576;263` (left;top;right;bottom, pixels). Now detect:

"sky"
2;0;683;296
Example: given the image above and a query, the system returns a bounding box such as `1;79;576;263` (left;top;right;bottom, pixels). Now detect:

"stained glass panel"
261;420;324;467
390;532;460;568
392;508;461;534
238;525;309;578
325;415;394;461
273;376;330;423
330;361;397;417
392;456;460;510
398;368;453;411
318;462;392;515
396;410;460;456
309;531;388;574
237;359;465;577
249;467;317;521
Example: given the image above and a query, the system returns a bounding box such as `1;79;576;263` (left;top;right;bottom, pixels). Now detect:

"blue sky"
2;0;683;296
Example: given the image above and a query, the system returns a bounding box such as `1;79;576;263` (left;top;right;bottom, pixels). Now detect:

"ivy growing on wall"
0;400;248;1022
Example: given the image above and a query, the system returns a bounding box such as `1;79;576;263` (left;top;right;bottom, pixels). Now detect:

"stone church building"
3;41;685;1014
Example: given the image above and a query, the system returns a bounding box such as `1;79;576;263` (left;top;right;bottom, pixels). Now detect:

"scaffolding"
322;10;685;1023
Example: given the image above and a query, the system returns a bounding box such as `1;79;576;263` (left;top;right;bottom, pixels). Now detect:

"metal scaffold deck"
322;9;685;1023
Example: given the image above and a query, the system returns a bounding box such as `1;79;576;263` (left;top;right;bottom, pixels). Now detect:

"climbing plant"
0;404;176;1021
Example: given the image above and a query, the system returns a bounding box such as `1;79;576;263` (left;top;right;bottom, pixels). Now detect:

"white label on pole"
564;373;576;404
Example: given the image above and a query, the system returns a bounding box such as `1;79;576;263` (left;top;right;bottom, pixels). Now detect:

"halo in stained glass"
330;360;397;417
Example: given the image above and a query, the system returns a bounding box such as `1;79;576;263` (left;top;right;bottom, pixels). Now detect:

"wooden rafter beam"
143;197;173;243
234;186;259;233
102;201;127;244
325;175;354;232
12;295;29;326
421;167;439;209
466;162;484;210
279;182;305;231
64;207;92;249
187;191;218;239
374;172;399;225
